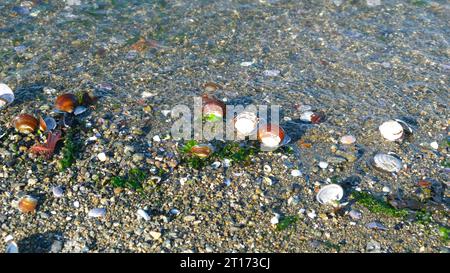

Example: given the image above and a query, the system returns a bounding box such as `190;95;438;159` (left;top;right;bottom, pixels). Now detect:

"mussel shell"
13;114;39;134
394;119;414;135
257;123;285;148
0;83;14;109
18;195;38;213
316;184;344;204
190;144;214;158
55;93;77;113
234;111;259;136
373;153;402;173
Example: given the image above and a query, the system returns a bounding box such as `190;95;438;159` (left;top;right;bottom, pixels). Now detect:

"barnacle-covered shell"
316;184;344;205
18;195;38;213
0;83;14;109
13;114;39;134
55;93;77;113
379;120;404;141
257;123;285;148
234;111;258;136
373;153;402;173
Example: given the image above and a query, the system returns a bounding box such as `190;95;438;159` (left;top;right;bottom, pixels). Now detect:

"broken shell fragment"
379;120;404;141
316;184;344;205
88;208;106;218
257;123;285;148
13;114;39;134
5;241;19;253
74;105;87;116
55;93;77;113
0;83;14;109
189;144;214;158
202;94;225;121
373;153;402;173
137;209;150;221
234;111;258;136
18;195;38;213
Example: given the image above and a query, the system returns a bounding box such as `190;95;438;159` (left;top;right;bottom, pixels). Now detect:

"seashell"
234;111;258;136
300;110;314;122
373;153;402;173
74;105;87;116
149;176;162;184
55;93;77;113
291;169;302;177
88;208;106;218
5;241;19;253
394;118;414;134
340;135;356;145
190;144;214;158
366;221;388;231
13;114;39;134
39;116;57;132
169;208;180;216
52;186;64;198
18;195;38;213
379;120;403;141
211;161;221;169
257;123;285;148
316;184;344;205
202;82;222;92
202;94;225;121
137;209;150;221
0;83;14;109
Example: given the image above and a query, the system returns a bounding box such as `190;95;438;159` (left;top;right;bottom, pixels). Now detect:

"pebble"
382;186;391;193
291;169;302;177
224;178;231;186
307;211;317;219
88;208;106;218
52;186;64;198
153;135;161;142
367;0;381;7
319;161;329;169
149;231;162;240
263;165;272;173
73;201;80;208
132;153;145;162
366;221;388;231
366;240;382;253
184;215;195;222
263;69;280;77
50;240;63;253
97;152;107;162
170;208;181;216
270;213;280;225
137;209;150;221
240;61;254;67
430;141;438;150
349;210;362;220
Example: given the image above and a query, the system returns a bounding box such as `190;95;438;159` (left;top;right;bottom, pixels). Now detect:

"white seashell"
430;141;438;150
300;111;314;122
319;161;329;169
263;69;280;77
240;61;254;67
149;176;161;184
5;241;19;253
270;213;280;225
291;169;302;177
153;135;161;142
379;120;403;141
222;158;231;168
224;178;231;186
211;161;221;169
52;186;64;198
137;209;150;221
0;83;14;109
340;135;356;145
234;111;258;136
88;208;106;218
74;106;87;116
263;165;272;173
316;184;344;204
373;153;402;173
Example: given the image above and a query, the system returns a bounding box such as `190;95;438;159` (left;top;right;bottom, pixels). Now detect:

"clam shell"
202;94;225;120
52;186;64;198
379;120;403;141
55;93;77;113
257;123;285;148
18;195;38;213
13;114;39;134
39;116;57;132
88;208;106;218
137;209;150;221
5;241;19;253
234;111;258;136
74;105;87;116
190;144;214;158
316;184;344;204
300;111;314;122
0;83;14;109
373;153;402;173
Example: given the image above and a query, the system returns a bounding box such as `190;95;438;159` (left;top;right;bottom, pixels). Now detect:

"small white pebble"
382;186;391;193
430;141;438;150
97;152;107;162
291;169;302;177
307;211;316;219
340;135;356;145
137;209;150;221
270;213;280;225
240;61;254;67
73;201;80;208
153;135;161;142
319;161;329;169
263;165;272;173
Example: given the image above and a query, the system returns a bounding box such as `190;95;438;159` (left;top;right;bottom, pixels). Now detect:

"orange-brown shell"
202;94;225;118
18;195;38;213
55;93;77;113
13;114;39;134
190;144;214;158
257;123;285;144
202;82;223;92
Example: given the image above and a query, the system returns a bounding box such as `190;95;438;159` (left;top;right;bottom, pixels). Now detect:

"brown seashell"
190;144;214;158
55;93;77;113
13;114;39;134
257;123;285;148
18;195;38;213
39;116;47;132
202;94;226;120
202;82;222;92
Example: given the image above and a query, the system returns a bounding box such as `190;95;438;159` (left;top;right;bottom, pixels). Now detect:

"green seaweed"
58;129;77;171
111;168;147;191
276;216;298;231
352;191;408;218
438;227;449;242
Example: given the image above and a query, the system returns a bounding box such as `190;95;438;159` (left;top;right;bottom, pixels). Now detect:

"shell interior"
235;112;258;136
373;153;402;172
0;83;14;109
316;184;344;204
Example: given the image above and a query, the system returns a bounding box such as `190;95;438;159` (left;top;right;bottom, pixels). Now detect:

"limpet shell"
18;195;38;213
0;83;14;109
316;184;344;204
373;153;402;173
